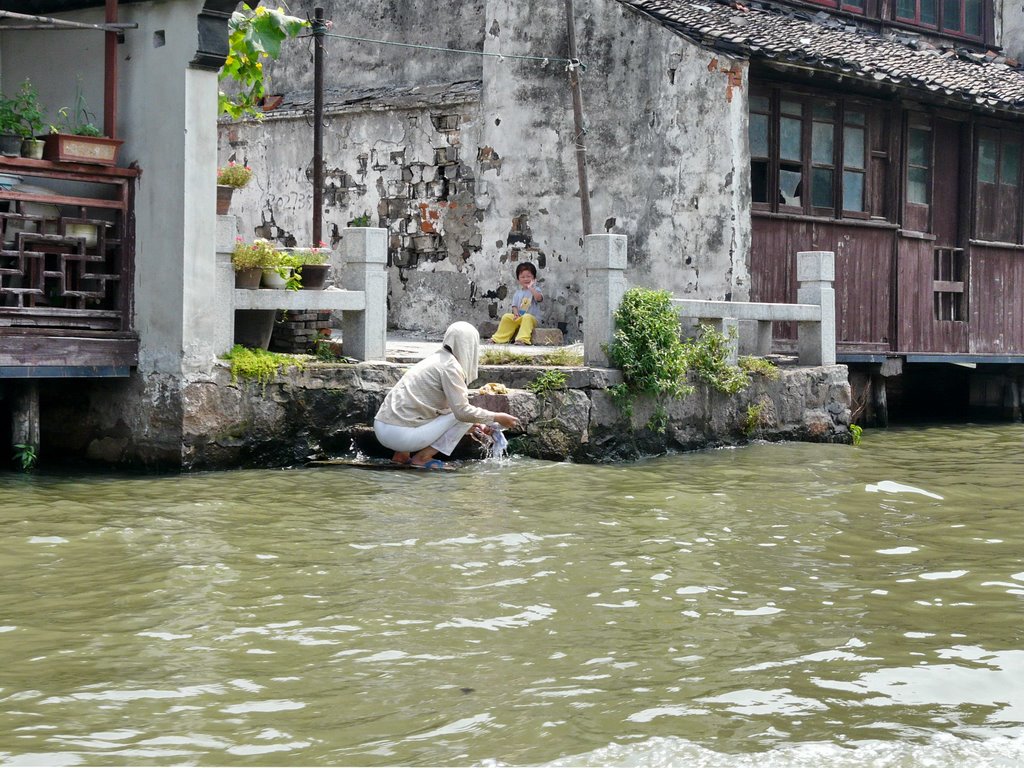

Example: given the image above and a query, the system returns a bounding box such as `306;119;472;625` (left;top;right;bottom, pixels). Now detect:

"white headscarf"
442;321;480;384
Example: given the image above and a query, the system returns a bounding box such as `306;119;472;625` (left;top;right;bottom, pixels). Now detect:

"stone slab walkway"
385;331;583;364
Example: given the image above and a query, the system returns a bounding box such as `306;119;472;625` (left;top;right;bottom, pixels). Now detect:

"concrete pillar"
341;227;388;361
212;214;240;357
583;234;627;367
796;251;836;366
10;381;40;462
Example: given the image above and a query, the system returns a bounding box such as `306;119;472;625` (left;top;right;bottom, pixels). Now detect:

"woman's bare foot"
409;447;440;467
392;451;411;465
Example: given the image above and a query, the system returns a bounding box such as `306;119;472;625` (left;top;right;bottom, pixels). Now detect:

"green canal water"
1;424;1023;767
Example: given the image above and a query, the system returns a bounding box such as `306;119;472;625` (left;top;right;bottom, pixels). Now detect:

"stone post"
796;250;836;366
341;227;388;361
211;214;239;358
583;234;627;367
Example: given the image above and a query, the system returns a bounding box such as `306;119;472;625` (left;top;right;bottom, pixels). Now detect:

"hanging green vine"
219;4;309;119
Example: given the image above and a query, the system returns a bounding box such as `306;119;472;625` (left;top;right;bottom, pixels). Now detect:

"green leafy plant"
224;344;305;389
291;242;329;265
607;287;692;419
850;423;863;446
51;79;102;136
0;95;19;135
684;325;750;395
743;402;767;436
217;161;253;188
274;251;303;290
219;3;310;119
647;403;669;434
350;212;372;227
14;79;45;138
13;443;37;471
739;355;780;380
231;237;278;270
312;338;347;362
527;369;568;397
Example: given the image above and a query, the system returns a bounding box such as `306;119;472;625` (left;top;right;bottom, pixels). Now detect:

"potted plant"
265;249;302;290
0;95;22;156
216;161;252;215
14;80;45;159
293;242;331;289
44;81;122;166
231;237;277;288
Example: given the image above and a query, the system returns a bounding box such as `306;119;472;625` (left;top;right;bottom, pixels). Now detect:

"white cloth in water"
486;423;508;458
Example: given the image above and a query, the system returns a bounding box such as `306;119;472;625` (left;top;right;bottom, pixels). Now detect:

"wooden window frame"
893;0;988;41
973;124;1024;244
748;85;887;221
802;0;868;14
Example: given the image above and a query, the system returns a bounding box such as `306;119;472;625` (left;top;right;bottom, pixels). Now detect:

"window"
906;126;931;206
975;128;1021;243
933;247;965;321
804;0;866;13
896;0;983;37
748;87;887;220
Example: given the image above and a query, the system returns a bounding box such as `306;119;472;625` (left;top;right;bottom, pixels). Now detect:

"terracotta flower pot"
216;185;234;215
234;267;262;289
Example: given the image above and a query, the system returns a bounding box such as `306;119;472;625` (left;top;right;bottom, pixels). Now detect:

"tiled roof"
617;0;1024;112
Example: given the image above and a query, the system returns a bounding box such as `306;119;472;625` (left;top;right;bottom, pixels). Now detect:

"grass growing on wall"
481;349;584;366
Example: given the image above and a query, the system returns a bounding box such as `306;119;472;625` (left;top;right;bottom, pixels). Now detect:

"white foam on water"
540;733;1024;767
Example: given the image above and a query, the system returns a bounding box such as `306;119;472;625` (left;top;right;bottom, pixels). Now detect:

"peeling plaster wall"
219;0;750;340
998;0;1024;60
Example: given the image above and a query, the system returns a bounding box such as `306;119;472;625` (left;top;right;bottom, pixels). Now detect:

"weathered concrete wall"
998;0;1024;61
218;0;751;341
262;0;487;95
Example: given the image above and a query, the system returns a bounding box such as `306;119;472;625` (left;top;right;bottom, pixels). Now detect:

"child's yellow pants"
491;312;537;344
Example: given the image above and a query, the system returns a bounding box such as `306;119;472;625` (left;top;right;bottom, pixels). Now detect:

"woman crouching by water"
373;321;519;469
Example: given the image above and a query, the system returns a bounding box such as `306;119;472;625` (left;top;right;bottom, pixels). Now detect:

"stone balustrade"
215;220;387;360
582;234;836;368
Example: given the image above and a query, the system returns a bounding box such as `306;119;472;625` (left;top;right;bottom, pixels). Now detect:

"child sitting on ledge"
490;261;543;345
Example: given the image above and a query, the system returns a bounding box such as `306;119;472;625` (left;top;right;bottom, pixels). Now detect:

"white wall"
219;0;752;338
997;0;1024;60
120;0;220;376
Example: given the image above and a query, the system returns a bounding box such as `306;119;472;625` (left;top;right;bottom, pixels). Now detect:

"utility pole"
312;7;326;245
565;0;592;236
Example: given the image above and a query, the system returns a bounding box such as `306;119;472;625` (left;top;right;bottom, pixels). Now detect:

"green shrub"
684;325;750;395
607;288;692;417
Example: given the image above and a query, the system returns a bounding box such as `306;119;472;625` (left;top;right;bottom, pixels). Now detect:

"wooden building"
1;0;237;466
624;0;1024;419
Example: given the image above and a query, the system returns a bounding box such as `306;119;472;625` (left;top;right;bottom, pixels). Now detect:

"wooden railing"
0;156;139;371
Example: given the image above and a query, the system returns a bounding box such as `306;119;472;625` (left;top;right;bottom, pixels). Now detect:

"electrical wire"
298;30;585;70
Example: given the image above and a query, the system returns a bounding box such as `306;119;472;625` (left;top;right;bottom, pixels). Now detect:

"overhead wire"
298;30;586;70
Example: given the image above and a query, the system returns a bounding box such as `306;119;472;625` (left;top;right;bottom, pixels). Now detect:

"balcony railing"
0;155;138;374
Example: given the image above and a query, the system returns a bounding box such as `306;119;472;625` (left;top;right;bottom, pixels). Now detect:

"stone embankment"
181;360;852;470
